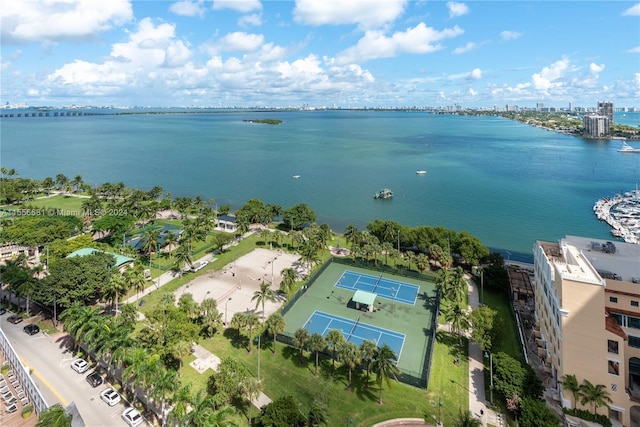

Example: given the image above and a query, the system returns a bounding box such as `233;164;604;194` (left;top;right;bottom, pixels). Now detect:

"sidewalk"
467;276;501;427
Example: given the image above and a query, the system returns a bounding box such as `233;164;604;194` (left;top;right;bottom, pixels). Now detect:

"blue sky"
1;0;639;108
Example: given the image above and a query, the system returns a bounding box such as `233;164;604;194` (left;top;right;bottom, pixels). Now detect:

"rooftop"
66;248;134;267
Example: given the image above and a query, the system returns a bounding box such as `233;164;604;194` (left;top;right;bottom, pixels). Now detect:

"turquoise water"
2;110;639;262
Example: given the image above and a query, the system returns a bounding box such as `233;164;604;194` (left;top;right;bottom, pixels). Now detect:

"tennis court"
303;310;405;360
336;270;419;305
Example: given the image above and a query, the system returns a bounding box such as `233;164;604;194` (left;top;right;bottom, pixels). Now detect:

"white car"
71;359;89;374
122;407;143;427
100;388;121;406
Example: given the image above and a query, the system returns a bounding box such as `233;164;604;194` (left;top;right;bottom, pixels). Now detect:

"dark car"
0;306;6;315
86;371;103;388
6;315;23;324
23;324;40;335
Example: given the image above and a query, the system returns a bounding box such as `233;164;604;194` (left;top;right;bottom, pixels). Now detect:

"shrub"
562;407;612;427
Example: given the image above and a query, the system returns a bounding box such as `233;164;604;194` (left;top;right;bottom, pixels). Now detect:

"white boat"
618;141;640;153
292;175;301;179
374;188;393;199
416;170;427;175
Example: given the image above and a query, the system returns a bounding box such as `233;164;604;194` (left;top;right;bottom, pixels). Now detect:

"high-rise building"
598;101;614;123
533;236;640;427
583;115;610;137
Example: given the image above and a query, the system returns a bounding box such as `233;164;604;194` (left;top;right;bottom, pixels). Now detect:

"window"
612;313;624;327
630;336;640;349
632;301;639;307
608;360;620;376
629;316;640;330
608;340;619;354
610;296;618;303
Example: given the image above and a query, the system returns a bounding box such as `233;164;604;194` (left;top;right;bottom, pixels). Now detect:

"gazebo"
352;290;377;312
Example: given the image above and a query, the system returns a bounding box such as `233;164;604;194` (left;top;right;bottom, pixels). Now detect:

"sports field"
282;261;438;386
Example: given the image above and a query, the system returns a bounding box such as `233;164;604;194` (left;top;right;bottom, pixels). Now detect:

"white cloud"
468;88;477;96
293;0;407;30
531;57;569;92
169;0;206;17
629;46;640;53
213;0;262;13
470;68;482;79
218;32;264;52
448;68;482;80
239;13;262;27
453;42;477;54
500;30;522;41
336;23;464;64
622;3;640;15
589;63;605;74
1;0;133;44
447;2;469;18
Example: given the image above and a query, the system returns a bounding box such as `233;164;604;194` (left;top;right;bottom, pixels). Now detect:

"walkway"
467;276;503;427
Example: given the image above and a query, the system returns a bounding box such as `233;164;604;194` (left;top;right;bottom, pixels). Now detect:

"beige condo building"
533;236;640;427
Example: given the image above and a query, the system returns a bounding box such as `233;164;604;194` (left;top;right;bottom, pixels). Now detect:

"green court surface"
281;261;438;388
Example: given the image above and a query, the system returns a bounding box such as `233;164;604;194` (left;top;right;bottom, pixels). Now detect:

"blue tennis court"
335;270;419;305
303;311;405;360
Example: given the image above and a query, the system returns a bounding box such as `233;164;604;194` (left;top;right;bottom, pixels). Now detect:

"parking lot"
1;309;148;426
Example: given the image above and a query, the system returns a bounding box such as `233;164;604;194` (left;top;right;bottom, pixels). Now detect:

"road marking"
19;358;69;406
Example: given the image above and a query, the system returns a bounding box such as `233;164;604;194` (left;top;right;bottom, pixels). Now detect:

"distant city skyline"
1;1;639;108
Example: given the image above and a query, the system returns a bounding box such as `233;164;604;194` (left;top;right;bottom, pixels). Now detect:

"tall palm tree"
307;395;329;426
142;228;161;258
405;250;416;271
36;404;72;427
443;301;470;342
151;368;179;426
238;376;262;425
174;243;193;273
359;340;378;388
371;344;401;404
299;241;320;272
168;384;192;426
251;281;277;320
244;312;260;353
209;405;238;427
325;329;345;375
344;225;359;249
172;340;192;370
293;328;310;364
265;313;286;353
124;264;147;301
16;264;41;316
308;333;326;377
103;272;127;316
339;342;361;389
184;388;219;427
280;267;297;294
453;410;482;427
561;374;581;411
415;253;429;274
71;175;83;193
579;379;613;415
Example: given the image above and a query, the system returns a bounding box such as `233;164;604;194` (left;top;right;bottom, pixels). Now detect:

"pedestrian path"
466;275;499;427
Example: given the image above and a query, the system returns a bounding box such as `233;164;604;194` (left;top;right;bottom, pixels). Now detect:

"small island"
243;118;282;125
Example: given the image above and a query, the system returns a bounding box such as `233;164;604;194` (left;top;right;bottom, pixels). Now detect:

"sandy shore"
175;248;306;323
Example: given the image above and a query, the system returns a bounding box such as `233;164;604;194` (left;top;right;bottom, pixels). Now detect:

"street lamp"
484;351;494;405
480;269;484;304
225;297;232;326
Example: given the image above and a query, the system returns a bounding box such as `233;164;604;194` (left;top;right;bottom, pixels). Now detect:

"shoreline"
593;188;640;245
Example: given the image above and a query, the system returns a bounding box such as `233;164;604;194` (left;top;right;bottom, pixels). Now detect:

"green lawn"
3;194;86;215
483;288;523;360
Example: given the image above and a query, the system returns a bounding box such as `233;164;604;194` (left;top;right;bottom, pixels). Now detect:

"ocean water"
2;110;639;262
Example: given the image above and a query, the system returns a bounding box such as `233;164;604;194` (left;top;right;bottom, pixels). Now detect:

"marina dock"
593;189;640;245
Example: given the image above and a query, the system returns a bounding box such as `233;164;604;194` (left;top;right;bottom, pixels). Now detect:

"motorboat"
374;188;393;199
292;175;301;179
416;170;427;175
618;141;640;153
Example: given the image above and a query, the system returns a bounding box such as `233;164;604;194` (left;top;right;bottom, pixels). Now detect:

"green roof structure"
67;248;134;267
352;290;377;307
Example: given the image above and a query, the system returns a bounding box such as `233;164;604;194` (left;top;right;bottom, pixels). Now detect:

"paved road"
1;311;146;427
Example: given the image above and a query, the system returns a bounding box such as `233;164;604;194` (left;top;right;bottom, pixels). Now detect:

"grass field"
3;194;86;214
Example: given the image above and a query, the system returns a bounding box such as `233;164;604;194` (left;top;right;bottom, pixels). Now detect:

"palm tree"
265;313;286;353
71;174;83;193
184;388;219;427
209;405;238;427
579;379;613;415
299;241;320;272
142;228;161;258
339;342;361;389
415;253;429;274
174;243;193;273
561;374;581;411
103;272;128;316
280;267;297;294
443;301;470;342
344;225;359;249
16;265;40;316
325;329;345;375
124;264;147;301
405;250;416;271
308;333;326;377
453;409;482;427
371;344;401;404
169;384;192;425
244;312;260;353
251;281;277;320
238;376;262;424
151;368;178;425
36;404;72;427
293;328;310;364
307;394;329;426
172;340;192;370
359;339;377;388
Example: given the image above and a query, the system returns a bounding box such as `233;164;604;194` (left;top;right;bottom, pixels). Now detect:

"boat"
292;175;301;179
374;188;393;199
416;170;427;175
618;141;640;153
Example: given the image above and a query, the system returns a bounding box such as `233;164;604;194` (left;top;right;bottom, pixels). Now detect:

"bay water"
2;110;639;262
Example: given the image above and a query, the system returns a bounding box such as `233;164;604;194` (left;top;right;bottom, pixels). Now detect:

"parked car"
0;306;6;315
23;324;39;335
100;388;121;406
71;359;89;374
6;315;23;324
122;407;143;426
86;371;103;388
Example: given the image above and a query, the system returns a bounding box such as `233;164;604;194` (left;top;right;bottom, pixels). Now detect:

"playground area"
281;261;438;387
175;248;306;323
